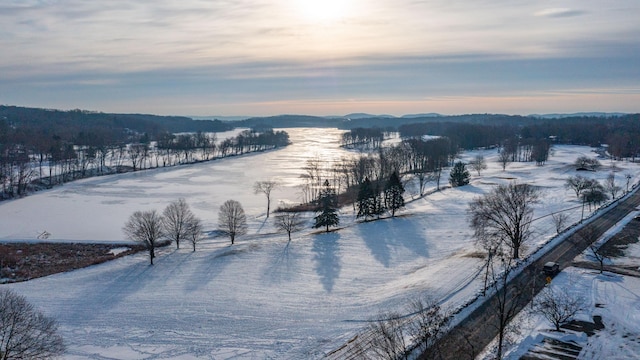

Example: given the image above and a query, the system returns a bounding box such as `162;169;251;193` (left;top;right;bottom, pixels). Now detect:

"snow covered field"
2;128;639;359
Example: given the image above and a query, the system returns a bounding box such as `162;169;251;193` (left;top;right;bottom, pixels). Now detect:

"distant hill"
0;105;233;135
343;113;396;119
401;113;442;118
4;105;637;137
191;115;251;122
237;115;339;128
528;112;627;119
233;113;546;130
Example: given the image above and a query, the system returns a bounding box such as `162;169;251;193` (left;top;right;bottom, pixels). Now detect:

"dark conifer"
314;180;340;232
384;171;405;217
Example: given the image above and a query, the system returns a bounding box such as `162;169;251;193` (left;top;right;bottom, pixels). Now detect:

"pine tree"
384;171;405;217
371;185;385;219
449;161;470;187
357;177;375;220
314;180;340;232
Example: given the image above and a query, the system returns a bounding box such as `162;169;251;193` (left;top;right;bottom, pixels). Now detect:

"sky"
1;0;639;117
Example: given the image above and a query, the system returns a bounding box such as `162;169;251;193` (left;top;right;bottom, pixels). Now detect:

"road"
422;187;640;360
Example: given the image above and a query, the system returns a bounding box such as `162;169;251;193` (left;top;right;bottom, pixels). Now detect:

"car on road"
543;261;560;276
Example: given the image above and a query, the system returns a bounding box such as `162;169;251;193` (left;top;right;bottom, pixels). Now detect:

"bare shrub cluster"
355;297;449;359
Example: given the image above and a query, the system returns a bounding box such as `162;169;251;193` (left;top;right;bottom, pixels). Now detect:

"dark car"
543;261;560;276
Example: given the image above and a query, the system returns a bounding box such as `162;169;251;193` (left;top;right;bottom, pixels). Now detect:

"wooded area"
2;106;639;203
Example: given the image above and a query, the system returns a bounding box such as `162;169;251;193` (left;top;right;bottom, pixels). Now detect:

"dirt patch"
521;316;605;360
0;242;146;283
561;315;604;336
598;218;640;258
462;251;486;259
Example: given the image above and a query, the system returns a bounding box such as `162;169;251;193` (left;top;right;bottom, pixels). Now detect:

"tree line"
0;122;289;199
0;105;232;136
398;114;640;158
297;136;457;206
340;127;392;149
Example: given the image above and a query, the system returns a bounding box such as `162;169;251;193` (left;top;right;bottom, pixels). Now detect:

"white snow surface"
2;128;639;359
494;268;640;360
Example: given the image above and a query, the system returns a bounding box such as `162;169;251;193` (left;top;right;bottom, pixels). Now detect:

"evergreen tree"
449;161;470;187
384;171;405;217
371;185;385;219
358;178;386;220
314;180;340;232
357;177;375;220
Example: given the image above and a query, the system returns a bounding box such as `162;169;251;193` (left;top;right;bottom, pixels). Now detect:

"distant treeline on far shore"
1;105;639;200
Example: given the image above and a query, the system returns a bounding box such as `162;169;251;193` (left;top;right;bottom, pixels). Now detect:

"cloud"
1;0;638;115
534;8;586;18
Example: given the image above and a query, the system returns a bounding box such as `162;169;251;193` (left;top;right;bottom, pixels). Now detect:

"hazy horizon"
2;1;639;116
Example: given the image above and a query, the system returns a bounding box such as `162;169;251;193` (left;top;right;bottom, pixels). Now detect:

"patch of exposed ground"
0;242;145;283
520;316;604;360
599;217;640;258
462;251;486;259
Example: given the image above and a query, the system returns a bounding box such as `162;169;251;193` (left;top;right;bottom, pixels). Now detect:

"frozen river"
0;127;353;242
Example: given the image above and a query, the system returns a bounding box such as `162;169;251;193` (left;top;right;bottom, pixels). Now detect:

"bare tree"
408;297;449;356
625;173;632;193
469;182;540;259
253;180;279;218
413;169;437;197
579;228;607;273
0;288;65;359
128;143;148;171
551;211;570;234
498;149;511;171
534;286;585;331
123;210;164;265
574;155;601;171
469;154;488;176
273;211;305;241
490;257;525;359
581;180;608;211
565;175;590;199
366;312;408;360
476;231;504;296
218;200;247;245
162;198;195;249
588;245;608;274
186;216;203;252
604;172;621;199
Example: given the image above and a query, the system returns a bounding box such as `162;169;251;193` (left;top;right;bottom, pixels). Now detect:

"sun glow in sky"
0;0;639;116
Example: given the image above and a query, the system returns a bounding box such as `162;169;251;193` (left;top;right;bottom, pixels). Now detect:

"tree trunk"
497;330;504;359
266;198;270;218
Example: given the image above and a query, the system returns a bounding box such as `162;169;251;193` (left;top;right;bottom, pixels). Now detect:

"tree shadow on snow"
182;247;235;292
312;232;342;293
263;240;299;284
58;257;159;324
360;217;428;268
255;216;269;233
